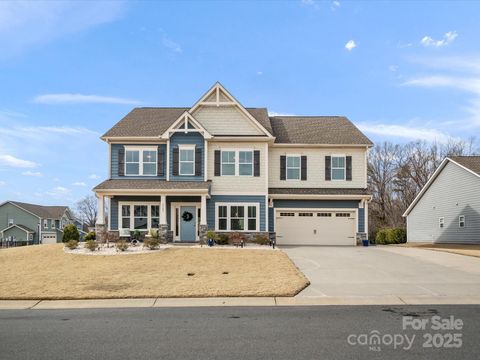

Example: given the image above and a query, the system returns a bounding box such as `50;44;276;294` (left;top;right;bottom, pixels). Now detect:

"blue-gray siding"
111;144;167;179
170;132;204;181
407;161;480;244
271;199;364;233
207;195;267;231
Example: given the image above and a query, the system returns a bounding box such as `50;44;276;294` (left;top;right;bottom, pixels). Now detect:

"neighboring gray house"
403;156;480;244
0;201;74;245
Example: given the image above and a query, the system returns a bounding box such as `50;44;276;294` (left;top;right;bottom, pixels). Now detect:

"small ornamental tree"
62;224;80;242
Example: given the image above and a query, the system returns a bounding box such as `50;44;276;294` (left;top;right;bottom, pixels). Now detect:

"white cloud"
0;1;126;58
345;40;356;51
331;1;340;10
420;31;458;48
88;174;100;180
33;94;141;105
389;65;399;72
160;30;182;53
257;71;263;75
358;123;452;143
46;186;70;198
0;181;6;186
0;154;38;168
22;170;42;177
72;181;86;187
301;0;320;10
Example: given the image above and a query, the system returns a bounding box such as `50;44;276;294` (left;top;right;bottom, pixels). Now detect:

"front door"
180;206;196;241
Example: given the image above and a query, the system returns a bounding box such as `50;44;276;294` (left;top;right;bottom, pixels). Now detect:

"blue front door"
180;206;196;241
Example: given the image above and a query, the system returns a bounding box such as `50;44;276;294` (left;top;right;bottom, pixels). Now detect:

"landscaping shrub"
116;240;129;252
253;234;270;245
62;224;80;242
85;240;98;251
206;230;217;240
215;233;229;245
375;228;407;244
149;228;159;238
65;240;78;250
143;238;160;250
84;232;96;241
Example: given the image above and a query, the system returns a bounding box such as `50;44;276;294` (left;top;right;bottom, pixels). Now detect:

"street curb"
1;295;480;310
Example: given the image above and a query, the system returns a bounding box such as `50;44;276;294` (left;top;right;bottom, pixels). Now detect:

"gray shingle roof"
269;188;370;196
94;179;211;191
102;107;273;138
13;224;35;233
269;116;373;145
9;201;69;219
450;156;480;176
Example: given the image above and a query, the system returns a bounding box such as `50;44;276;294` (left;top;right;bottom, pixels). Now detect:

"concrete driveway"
283;246;480;300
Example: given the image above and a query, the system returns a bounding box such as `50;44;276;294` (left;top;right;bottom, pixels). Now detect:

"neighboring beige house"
404;156;480;244
93;82;373;245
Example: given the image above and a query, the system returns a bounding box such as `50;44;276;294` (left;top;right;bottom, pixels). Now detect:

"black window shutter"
195;148;202;176
157;147;164;177
172;146;179;176
280;156;286;180
325;156;331;181
253;150;260;177
118;147;125;177
301;156;307;181
346;156;352;181
214;150;221;176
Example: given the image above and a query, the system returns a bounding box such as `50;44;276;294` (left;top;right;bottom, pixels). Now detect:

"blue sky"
0;0;479;206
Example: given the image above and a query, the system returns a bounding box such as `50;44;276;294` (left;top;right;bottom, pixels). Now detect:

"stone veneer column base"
158;224;169;243
95;224;106;242
199;224;208;245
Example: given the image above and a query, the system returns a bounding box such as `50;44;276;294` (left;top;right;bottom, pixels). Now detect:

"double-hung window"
221;151;236;175
216;204;258;232
8;218;14;226
179;146;195;175
134;205;148;230
239;151;253;176
331;156;346;180
125;147;157;176
120;203;161;231
121;205;131;229
459;215;465;228
439;217;444;228
151;205;160;228
43;220;48;230
286;156;300;180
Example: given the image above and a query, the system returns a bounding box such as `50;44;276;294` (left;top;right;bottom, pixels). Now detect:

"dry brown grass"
0;244;309;300
399;243;480;258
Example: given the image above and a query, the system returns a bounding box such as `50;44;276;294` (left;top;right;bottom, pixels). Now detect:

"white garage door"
275;210;356;245
42;234;57;244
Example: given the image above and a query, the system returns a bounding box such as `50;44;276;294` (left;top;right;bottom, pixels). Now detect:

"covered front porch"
94;180;211;242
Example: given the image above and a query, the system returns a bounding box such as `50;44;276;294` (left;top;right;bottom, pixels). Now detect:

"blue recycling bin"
362;239;369;247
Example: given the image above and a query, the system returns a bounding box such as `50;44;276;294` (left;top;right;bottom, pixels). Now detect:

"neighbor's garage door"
275;210;356;245
42;234;57;244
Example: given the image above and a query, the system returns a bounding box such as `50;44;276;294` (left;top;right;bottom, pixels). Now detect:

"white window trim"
286;154;301;181
118;201;160;231
331;154;346;181
43;219;48;230
459;215;465;228
178;144;196;176
124;146;158;177
170;202;201;241
439;217;444;228
215;202;260;232
8;218;14;226
52;219;55;229
220;149;254;177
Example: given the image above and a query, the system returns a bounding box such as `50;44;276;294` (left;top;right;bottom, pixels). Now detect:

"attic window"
8;218;14;226
459;215;465;228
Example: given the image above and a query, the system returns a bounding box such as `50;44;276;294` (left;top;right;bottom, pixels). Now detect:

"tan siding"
407;162;480;243
192;106;263;135
208;141;267;194
268;147;367;188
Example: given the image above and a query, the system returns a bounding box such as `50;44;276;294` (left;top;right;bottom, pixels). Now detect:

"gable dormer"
189;82;273;138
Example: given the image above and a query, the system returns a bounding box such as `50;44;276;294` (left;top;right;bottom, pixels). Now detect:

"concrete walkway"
2;294;480;309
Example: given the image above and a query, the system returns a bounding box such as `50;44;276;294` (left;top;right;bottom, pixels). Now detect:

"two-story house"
93;82;372;245
0;201;74;244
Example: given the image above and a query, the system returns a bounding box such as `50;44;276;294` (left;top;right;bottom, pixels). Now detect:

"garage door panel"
276;210;356;246
42;234;57;244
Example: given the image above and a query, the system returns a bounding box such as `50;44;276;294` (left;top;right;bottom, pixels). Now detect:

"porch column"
200;195;207;225
199;195;208;244
96;194;105;225
364;200;369;237
160;195;167;224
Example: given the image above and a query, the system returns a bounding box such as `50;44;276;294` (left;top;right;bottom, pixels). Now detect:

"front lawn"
0;244;309;299
400;243;480;258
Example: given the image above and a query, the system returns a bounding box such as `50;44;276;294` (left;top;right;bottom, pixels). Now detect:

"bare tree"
75;195;98;228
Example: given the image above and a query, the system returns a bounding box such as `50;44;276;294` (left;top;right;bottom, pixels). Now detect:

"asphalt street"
1;305;479;360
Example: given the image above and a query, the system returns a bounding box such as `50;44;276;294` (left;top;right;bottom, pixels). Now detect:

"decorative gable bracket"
160;111;213;139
